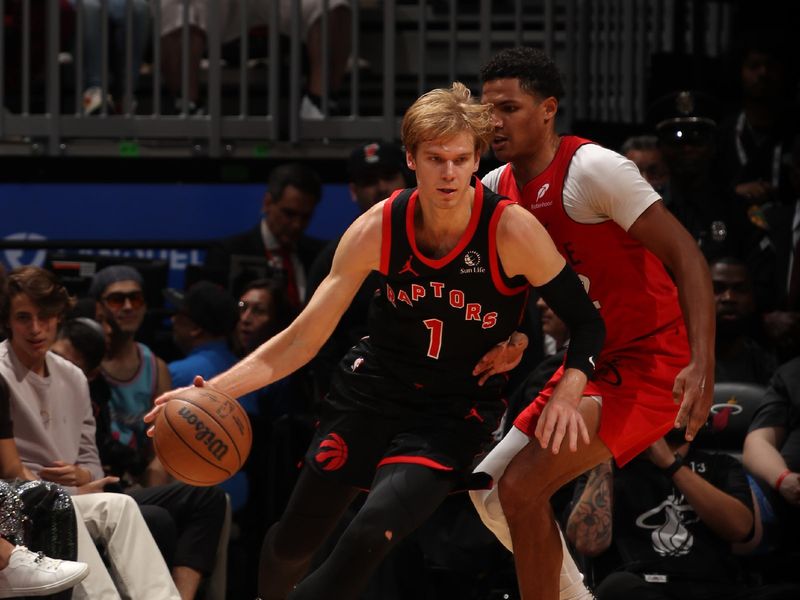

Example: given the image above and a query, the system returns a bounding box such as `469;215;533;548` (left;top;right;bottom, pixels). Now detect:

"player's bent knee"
497;468;549;519
496;475;526;519
470;488;515;551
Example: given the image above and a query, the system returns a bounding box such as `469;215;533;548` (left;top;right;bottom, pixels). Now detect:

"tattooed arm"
565;460;614;557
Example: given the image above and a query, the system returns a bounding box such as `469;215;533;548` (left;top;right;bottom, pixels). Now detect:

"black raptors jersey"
367;180;529;403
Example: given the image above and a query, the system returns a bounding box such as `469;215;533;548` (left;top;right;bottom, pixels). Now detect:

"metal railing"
0;0;733;157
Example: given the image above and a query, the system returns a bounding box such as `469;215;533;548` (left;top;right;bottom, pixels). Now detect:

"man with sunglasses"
90;265;172;486
90;265;228;600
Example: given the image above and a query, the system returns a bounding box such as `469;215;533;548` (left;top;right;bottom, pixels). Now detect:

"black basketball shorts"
304;341;504;490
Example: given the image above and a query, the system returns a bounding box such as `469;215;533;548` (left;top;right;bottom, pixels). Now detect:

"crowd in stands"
553;35;799;600
0;23;798;599
2;0;354;118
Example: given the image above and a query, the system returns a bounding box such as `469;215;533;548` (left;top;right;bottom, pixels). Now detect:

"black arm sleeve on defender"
535;263;605;378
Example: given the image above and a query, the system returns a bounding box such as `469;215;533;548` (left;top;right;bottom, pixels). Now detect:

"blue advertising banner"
0;182;359;288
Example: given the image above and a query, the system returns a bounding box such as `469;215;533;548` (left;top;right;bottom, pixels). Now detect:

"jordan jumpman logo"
399;255;419;276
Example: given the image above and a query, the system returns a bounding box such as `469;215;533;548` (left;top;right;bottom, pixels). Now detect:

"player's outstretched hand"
535;397;590;454
144;376;208;437
473;331;529;386
672;360;713;441
534;370;590;454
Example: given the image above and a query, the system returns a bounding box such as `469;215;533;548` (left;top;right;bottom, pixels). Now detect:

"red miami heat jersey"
494;136;682;353
368;180;529;401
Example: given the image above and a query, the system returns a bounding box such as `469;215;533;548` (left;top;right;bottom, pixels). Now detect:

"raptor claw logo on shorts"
315;433;349;471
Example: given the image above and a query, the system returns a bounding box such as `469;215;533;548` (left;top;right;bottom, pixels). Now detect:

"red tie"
279;246;301;308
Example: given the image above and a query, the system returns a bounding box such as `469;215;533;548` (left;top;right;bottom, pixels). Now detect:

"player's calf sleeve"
470;430;593;599
470;492;593;599
559;529;594;600
469;486;514;552
470;490;593;599
469;428;530;552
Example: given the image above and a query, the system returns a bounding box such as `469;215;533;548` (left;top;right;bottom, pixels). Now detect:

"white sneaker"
300;94;325;119
0;546;89;598
82;86;113;116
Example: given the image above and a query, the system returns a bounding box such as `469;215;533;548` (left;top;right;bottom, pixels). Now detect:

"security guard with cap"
649;90;759;261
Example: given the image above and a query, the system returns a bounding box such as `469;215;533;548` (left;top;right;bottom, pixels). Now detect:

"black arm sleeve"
536;263;605;378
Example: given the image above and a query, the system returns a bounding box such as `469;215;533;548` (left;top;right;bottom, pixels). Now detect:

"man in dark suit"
204;162;326;308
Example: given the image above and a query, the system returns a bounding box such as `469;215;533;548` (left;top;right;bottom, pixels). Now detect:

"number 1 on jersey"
423;318;443;359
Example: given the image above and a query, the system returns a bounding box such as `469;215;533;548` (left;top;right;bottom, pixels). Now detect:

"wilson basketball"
153;386;252;486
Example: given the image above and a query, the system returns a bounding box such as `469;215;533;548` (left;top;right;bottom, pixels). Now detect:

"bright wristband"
775;469;792;491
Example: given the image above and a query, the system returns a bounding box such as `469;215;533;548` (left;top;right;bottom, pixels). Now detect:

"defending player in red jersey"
146;81;605;600
469;47;715;600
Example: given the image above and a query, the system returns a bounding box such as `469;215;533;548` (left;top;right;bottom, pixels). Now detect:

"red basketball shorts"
514;320;691;466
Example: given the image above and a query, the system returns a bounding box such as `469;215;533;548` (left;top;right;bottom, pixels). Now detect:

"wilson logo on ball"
177;406;229;461
315;433;348;471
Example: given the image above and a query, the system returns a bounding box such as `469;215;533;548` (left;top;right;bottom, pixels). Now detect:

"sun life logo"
460;250;485;275
464;251;480;267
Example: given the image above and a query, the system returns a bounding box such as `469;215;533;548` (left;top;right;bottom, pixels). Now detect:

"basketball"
153;386;253;486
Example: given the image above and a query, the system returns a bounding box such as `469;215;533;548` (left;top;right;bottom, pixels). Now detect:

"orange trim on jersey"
489;200;530;296
377;456;454;471
379;191;403;275
406;178;484;270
